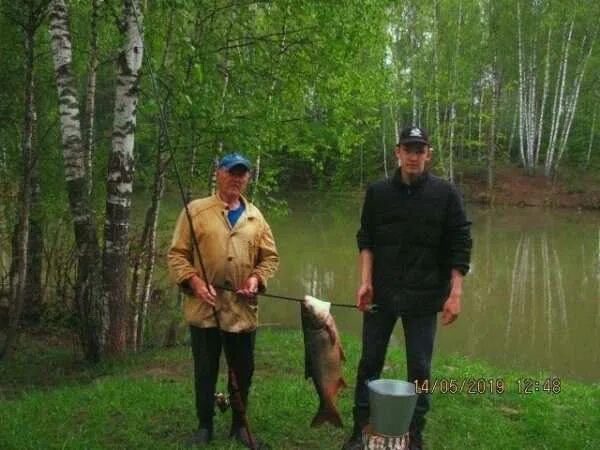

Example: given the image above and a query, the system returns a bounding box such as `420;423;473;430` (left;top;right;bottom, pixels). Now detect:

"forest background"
1;0;600;362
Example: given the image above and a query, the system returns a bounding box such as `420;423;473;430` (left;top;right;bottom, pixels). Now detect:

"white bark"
412;87;417;126
586;109;596;167
526;42;537;169
488;62;498;190
478;90;484;150
104;0;144;356
448;103;455;182
83;0;100;195
447;1;461;182
136;146;166;350
252;154;261;202
390;104;399;145
545;22;573;175
49;0;85;183
508;104;517;156
2;10;36;359
432;0;442;161
49;0;104;362
555;39;593;170
535;27;552;166
517;3;526;169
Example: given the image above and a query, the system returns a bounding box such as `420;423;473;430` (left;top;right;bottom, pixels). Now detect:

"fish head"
302;295;331;329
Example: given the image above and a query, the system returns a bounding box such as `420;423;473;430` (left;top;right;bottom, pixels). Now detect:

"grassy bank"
1;328;599;449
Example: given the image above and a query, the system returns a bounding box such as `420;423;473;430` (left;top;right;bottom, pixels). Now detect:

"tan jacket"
167;194;279;332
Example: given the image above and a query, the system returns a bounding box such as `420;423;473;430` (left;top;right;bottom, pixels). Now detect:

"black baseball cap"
398;126;430;146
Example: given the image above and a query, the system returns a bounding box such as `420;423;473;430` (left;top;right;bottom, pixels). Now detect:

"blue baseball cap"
218;152;252;171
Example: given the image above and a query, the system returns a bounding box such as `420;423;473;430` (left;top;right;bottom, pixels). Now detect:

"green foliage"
2;0;600;365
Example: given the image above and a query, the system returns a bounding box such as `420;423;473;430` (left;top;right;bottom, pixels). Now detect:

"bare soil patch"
461;168;600;209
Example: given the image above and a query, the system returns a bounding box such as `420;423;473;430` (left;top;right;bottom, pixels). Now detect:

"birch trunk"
251;154;261;203
448;103;455;182
83;0;99;195
525;36;537;171
534;28;552;166
432;0;442;162
213;16;234;160
104;0;143;357
517;3;526;169
555;40;593;171
24;169;43;323
528;50;536;170
478;89;484;156
487;62;498;190
447;1;461;182
412;85;418;126
545;22;573;175
381;108;388;178
586;109;596;167
545;49;563;174
508;103;517;158
487;1;499;188
135;137;166;351
49;0;103;362
1;13;35;359
390;104;399;145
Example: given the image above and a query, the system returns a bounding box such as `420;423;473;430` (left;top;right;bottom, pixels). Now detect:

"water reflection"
503;233;570;359
266;198;600;382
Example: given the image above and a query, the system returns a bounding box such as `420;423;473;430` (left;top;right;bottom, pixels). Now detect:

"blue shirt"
227;203;245;228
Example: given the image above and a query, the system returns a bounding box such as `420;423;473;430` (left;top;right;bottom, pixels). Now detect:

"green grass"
1;328;599;449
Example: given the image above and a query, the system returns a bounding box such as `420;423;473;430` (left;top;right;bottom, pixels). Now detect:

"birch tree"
585;108;596;168
49;0;103;362
1;0;47;359
554;39;594;172
104;0;144;357
544;22;573;175
83;0;100;196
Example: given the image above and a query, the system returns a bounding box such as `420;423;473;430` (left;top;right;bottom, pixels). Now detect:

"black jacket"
356;169;472;314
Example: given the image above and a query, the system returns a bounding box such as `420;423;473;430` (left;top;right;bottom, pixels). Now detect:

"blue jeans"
353;309;437;432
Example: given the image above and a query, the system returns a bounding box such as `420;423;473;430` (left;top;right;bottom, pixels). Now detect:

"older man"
342;127;472;450
168;152;279;449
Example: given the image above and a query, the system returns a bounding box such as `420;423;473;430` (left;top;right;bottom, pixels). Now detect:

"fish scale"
301;295;347;428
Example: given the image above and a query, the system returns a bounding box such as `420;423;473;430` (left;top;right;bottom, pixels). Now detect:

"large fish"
301;295;347;428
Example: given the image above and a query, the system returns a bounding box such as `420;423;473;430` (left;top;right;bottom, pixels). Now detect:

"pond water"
210;193;599;383
4;190;597;383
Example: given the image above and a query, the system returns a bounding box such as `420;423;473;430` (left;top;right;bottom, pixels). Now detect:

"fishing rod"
129;4;376;317
129;5;259;449
211;283;376;311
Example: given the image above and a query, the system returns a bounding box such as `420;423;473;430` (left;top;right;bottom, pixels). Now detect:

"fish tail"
311;401;344;428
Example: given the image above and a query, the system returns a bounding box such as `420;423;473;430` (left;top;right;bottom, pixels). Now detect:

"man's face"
395;144;432;177
217;165;251;198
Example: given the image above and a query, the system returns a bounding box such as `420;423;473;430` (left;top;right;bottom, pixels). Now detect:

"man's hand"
356;283;373;312
237;276;259;298
189;275;217;307
441;293;461;325
442;269;465;325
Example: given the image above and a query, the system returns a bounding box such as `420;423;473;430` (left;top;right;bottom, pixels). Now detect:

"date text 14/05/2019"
413;377;562;395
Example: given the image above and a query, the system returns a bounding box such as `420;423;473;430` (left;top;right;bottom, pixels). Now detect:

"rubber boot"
341;407;369;450
185;423;213;448
409;417;426;450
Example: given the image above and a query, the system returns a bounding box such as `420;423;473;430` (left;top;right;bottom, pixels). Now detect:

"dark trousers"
189;326;256;429
353;310;437;432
